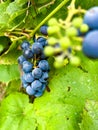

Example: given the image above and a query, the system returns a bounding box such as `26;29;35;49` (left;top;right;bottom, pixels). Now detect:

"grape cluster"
43;6;98;68
18;36;50;97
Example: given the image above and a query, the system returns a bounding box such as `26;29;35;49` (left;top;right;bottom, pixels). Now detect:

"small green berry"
72;17;83;28
60;37;71;49
80;24;89;33
44;46;54;56
48;37;57;45
66;27;78;37
48;18;58;26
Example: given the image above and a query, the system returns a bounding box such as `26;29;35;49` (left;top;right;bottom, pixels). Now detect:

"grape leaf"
0;93;80;130
0;64;20;83
6;79;21;95
15;0;28;6
0;93;37;130
79;100;98;130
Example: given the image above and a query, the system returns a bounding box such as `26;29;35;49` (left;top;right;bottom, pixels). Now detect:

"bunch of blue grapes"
18;35;50;97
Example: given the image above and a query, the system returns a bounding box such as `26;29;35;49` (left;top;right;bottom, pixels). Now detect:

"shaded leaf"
79;100;98;130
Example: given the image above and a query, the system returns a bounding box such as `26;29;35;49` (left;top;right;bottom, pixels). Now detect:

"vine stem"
32;0;70;36
12;0;70;42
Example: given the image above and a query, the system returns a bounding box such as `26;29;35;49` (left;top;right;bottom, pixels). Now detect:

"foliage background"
0;0;98;129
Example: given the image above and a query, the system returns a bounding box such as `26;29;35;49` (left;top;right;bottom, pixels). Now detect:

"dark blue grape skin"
26;85;35;95
22;61;33;73
37;37;47;47
21;76;29;88
34;91;43;97
31;80;42;91
40;25;48;35
21;41;30;50
18;55;26;65
39;72;49;83
24;72;34;83
32;42;43;55
40;53;48;60
82;30;98;58
38;60;50;71
83;7;98;29
23;48;34;59
32;68;42;79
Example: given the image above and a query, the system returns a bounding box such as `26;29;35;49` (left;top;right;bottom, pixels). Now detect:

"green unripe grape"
54;56;64;68
80;24;89;33
72;17;83;28
54;61;64;68
44;46;54;56
48;18;58;26
66;27;78;37
47;26;60;35
70;56;80;66
60;37;71;49
48;37;57;45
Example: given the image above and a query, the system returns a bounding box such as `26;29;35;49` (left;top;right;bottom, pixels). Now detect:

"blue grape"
21;76;28;88
40;25;48;35
84;7;98;29
32;68;42;79
41;83;46;91
37;37;47;47
24;72;34;83
26;85;35;95
22;61;33;73
38;60;50;71
39;72;49;83
21;41;30;50
32;42;43;55
40;53;47;60
18;55;26;65
34;91;43;97
82;30;98;58
31;80;42;91
23;48;33;59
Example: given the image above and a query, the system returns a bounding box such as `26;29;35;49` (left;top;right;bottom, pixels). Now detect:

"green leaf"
0;93;37;130
6;79;21;95
6;2;22;15
0;49;21;64
79;100;98;130
0;64;20;83
15;0;28;6
0;1;9;14
35;104;80;130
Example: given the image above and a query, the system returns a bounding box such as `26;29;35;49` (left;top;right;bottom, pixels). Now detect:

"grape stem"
10;0;70;42
59;0;86;27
